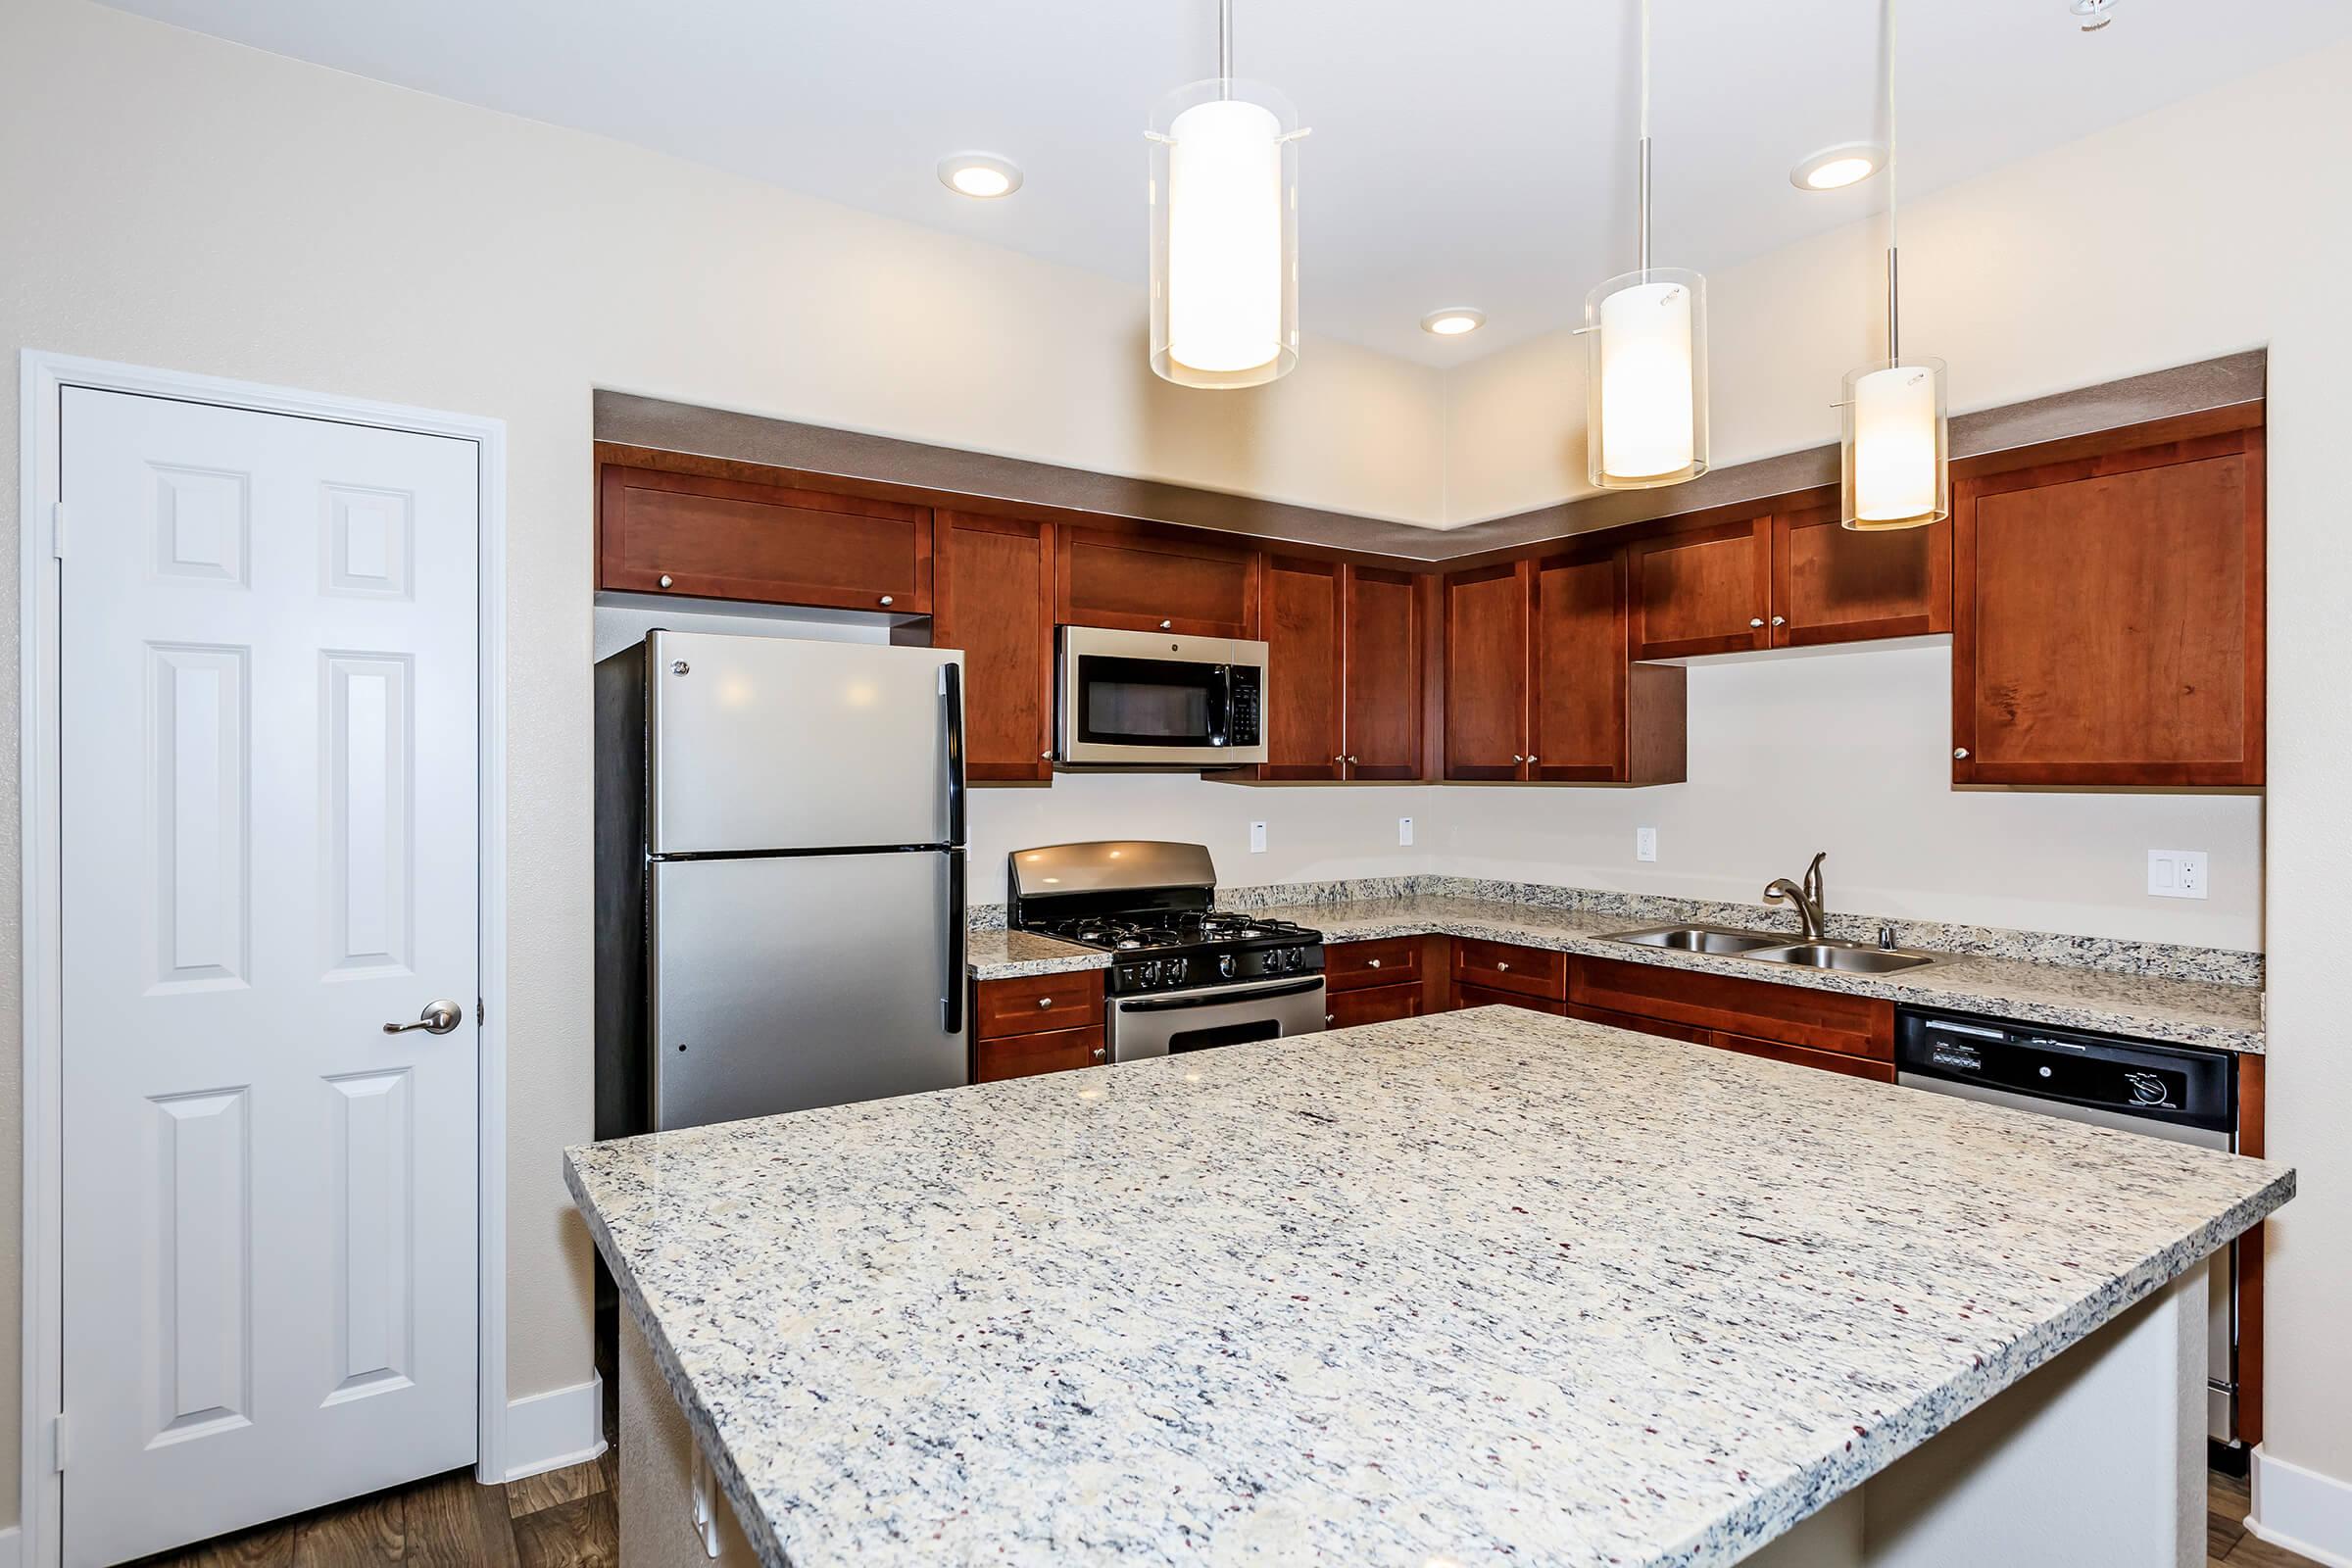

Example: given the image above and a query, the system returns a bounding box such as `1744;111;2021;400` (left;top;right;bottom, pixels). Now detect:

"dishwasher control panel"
1896;1010;2234;1135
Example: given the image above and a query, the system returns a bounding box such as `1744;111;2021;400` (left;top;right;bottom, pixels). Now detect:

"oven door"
1108;976;1327;1062
1057;627;1268;765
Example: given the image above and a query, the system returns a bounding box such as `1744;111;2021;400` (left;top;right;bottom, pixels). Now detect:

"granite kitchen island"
566;1007;2291;1568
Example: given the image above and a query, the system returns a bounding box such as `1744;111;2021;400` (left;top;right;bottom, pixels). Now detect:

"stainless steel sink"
1606;925;1788;956
1743;942;1936;973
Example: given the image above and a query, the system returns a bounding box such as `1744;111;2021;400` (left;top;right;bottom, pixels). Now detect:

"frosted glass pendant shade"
1840;358;1949;529
1584;268;1709;488
1151;79;1300;388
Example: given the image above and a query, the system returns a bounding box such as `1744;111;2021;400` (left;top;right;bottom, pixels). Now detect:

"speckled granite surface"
567;1008;2292;1568
969;891;2263;1054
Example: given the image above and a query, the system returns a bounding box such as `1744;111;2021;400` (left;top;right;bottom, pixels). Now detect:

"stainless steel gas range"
1007;841;1325;1062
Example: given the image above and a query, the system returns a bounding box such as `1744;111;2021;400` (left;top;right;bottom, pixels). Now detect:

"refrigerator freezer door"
650;851;966;1130
647;631;961;854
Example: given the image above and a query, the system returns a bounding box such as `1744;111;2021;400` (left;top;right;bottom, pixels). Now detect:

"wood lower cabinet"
1708;1031;1897;1083
1055;524;1259;638
598;463;932;612
1454;983;1567;1016
1569;956;1894;1065
1953;424;2264;788
1451;939;1568;1002
975;1024;1107;1082
1325;937;1422;992
1442;562;1531;780
1562;1002;1709;1046
1772;496;1951;647
932;512;1054;782
1531;544;1686;783
1628;513;1772;659
972;971;1107;1083
1325;982;1424;1029
1343;565;1426;779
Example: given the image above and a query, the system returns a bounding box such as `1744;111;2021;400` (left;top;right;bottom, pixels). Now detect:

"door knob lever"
384;1000;465;1035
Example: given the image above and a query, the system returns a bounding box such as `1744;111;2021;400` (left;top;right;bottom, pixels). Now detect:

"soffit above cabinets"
97;0;2352;366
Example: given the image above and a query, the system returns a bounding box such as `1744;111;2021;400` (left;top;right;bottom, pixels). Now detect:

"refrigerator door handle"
944;849;966;1035
942;662;965;847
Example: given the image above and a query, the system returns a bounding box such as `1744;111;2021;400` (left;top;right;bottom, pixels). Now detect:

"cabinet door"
1953;427;2264;788
1324;981;1423;1030
974;1026;1106;1083
1771;496;1951;647
1258;557;1344;780
1531;546;1626;780
1628;514;1772;659
1454;984;1567;1017
1055;524;1259;637
1343;564;1425;779
1442;562;1530;779
598;464;931;612
933;512;1054;782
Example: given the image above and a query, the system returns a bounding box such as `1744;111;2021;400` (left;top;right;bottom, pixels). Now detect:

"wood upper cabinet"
1054;524;1259;637
1628;513;1773;659
1953;425;2265;788
598;463;932;612
1257;557;1345;780
1531;544;1685;784
1442;561;1532;779
931;511;1054;783
1771;496;1951;646
1342;564;1425;779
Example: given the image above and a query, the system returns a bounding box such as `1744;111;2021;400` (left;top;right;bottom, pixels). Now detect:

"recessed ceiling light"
936;152;1023;199
1789;142;1886;192
2071;0;2116;31
1420;307;1486;337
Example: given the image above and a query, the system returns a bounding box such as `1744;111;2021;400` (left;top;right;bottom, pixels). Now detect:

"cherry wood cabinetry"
1054;524;1260;638
1326;982;1424;1029
1771;497;1952;647
1441;563;1531;780
598;464;932;612
1628;513;1773;659
1255;558;1346;780
1324;937;1422;992
1451;939;1568;1002
1454;984;1567;1016
971;970;1107;1083
1342;565;1427;779
931;512;1054;782
1562;1002;1709;1046
1707;1031;1897;1084
1568;956;1894;1063
1952;425;2265;788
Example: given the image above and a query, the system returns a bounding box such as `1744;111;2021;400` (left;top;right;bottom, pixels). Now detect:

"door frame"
15;351;512;1565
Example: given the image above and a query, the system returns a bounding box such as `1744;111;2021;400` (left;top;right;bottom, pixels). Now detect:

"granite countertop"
567;1007;2291;1568
970;893;2265;1054
964;926;1103;977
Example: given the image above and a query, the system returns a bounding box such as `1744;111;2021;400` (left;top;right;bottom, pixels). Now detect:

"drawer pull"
1091;1046;1106;1061
1495;960;1510;971
1367;957;1382;968
1036;996;1054;1008
658;574;673;589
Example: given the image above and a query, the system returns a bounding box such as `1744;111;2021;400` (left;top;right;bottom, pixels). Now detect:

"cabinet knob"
1346;755;1358;765
1953;747;1970;760
1770;614;1787;626
1042;750;1053;759
1036;996;1054;1008
1333;756;1347;764
1367;957;1382;969
880;594;895;608
1496;960;1511;972
658;574;673;589
1325;1012;1336;1024
1526;755;1539;763
1748;616;1765;628
1511;754;1524;763
1159;619;1173;630
1091;1046;1106;1061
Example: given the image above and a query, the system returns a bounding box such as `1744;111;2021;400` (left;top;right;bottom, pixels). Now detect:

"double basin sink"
1605;924;1938;974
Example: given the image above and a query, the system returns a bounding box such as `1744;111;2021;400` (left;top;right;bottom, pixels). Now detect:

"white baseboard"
503;1374;609;1482
2250;1445;2352;1568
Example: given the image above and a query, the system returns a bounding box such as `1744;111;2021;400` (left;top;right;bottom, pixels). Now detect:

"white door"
58;388;480;1566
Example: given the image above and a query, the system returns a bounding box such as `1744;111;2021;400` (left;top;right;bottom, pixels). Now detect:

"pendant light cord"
1218;0;1233;95
1637;0;1652;274
1885;0;1900;363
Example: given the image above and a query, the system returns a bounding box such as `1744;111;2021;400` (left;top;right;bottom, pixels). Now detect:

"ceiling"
102;0;2349;366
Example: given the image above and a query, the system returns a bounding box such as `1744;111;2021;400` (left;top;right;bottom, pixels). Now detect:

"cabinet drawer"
1452;939;1567;1000
975;1025;1105;1083
1710;1031;1897;1084
1455;983;1567;1016
1325;937;1422;993
973;971;1104;1039
1563;1002;1709;1046
1325;981;1423;1030
1569;956;1893;1060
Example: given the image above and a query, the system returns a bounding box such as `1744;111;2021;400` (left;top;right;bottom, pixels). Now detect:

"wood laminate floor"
124;1456;2318;1568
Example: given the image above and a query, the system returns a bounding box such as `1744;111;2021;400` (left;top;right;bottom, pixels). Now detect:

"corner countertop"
969;894;2265;1054
567;1007;2291;1568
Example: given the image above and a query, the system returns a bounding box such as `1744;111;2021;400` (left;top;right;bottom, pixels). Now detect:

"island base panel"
1740;1266;2205;1567
619;1311;762;1567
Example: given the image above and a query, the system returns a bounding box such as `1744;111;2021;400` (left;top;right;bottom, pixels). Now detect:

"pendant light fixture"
1839;0;1948;529
1149;0;1306;388
1582;0;1708;489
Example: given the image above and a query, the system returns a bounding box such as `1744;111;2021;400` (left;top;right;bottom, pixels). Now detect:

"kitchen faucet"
1763;852;1829;941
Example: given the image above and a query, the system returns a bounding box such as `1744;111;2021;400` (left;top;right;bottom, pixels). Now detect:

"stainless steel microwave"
1055;625;1268;766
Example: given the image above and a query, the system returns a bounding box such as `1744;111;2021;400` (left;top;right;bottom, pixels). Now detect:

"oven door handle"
1114;977;1325;1012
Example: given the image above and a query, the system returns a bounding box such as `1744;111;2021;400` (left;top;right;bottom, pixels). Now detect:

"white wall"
4;0;2348;1539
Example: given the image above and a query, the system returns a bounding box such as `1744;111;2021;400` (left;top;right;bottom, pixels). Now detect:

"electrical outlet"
1636;826;1658;863
1398;816;1414;847
2147;849;2208;900
1249;821;1267;854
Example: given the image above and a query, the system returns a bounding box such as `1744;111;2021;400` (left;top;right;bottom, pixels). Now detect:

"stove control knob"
1291;946;1310;971
1167;957;1189;986
1138;960;1161;988
1218;953;1237;979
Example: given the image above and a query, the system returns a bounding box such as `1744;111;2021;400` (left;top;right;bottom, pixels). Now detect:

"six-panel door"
59;389;480;1565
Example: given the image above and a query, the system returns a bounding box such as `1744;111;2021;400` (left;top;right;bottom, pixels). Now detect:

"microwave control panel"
1227;666;1261;747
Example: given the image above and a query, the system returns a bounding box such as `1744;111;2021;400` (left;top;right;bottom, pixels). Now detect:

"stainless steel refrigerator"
595;630;967;1136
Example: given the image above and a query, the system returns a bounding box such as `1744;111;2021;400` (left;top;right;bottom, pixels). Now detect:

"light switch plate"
1636;827;1658;863
1397;816;1414;847
1249;821;1267;854
2147;849;2208;900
